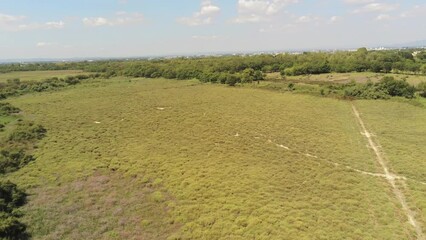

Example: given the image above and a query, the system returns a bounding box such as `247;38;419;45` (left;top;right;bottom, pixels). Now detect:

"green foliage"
377;76;416;98
0;73;102;100
0;181;28;239
225;74;240;86
241;68;255;83
418;82;426;98
0;102;45;239
0;150;35;174
342;77;416;99
1;49;426;81
6;79;21;85
8;122;46;142
343;81;390;99
9;78;418;239
0;103;20;116
0;181;26;213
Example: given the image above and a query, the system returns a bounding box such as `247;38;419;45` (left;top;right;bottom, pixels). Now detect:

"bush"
344;83;389;99
0;181;28;239
225;74;240;86
0;150;35;174
377;76;416;98
342;77;416;99
417;82;426;98
0;103;20;116
0;214;28;239
8;122;47;142
0;181;26;212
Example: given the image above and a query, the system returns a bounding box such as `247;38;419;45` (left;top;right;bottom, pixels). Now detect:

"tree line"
1;48;425;98
2;48;425;78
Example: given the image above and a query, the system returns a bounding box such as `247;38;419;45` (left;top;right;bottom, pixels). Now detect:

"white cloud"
328;16;340;24
234;0;298;23
296;15;313;23
17;21;65;31
83;17;109;27
0;13;65;31
401;4;426;18
177;0;220;26
36;42;55;47
0;13;26;23
375;14;390;21
353;3;399;13
45;21;65;29
83;12;144;27
259;23;294;32
192;35;219;40
344;0;374;4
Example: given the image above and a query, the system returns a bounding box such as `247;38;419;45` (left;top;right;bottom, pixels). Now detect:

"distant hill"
389;40;426;48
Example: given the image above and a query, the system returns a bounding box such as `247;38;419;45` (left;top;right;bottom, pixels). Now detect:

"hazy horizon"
1;0;426;59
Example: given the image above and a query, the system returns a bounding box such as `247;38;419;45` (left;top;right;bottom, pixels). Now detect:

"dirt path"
255;131;426;186
351;104;424;240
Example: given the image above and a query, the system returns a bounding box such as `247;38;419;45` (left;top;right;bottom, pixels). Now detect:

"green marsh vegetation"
3;77;423;239
0;101;47;239
0;48;425;239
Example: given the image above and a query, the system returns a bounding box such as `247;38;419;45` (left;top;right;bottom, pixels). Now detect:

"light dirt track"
351;104;424;240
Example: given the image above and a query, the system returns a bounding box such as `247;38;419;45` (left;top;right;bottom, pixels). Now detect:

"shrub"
8;122;47;142
377;76;416;98
6;79;20;85
0;181;28;239
0;103;20;116
0;150;35;174
226;74;240;87
64;76;80;85
0;181;26;212
417;82;426;98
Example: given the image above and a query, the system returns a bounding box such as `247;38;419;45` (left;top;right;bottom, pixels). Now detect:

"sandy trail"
256;132;426;186
351;104;424;240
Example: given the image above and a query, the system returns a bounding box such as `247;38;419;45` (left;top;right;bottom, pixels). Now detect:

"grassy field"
3;77;424;239
0;70;84;83
354;100;426;229
266;72;426;86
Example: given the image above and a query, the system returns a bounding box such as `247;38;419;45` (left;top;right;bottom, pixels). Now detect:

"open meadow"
2;77;424;239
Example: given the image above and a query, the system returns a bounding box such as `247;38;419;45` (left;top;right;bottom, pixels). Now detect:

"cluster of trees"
79;49;426;79
0;103;47;238
2;48;425;79
342;77;417;99
1;48;425;98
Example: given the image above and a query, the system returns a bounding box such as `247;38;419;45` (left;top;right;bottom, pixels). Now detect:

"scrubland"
3;77;424;239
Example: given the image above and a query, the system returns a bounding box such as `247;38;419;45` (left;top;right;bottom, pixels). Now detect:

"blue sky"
0;0;425;59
